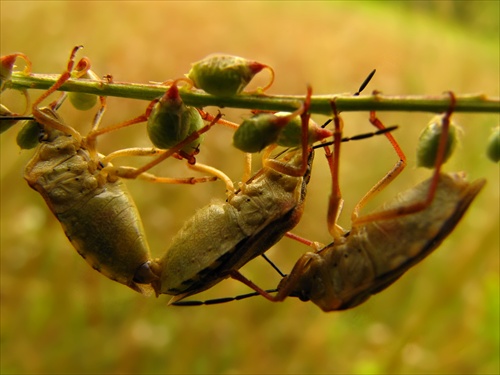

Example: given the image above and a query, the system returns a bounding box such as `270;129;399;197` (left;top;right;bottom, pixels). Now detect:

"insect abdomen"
25;142;153;293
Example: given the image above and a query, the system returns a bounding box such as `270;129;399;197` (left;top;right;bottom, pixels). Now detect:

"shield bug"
148;87;316;303
186;54;275;96
160;79;395;306
153;147;314;303
217;93;485;311
17;46;224;293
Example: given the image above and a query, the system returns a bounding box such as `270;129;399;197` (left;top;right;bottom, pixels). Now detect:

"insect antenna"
354;69;376;96
261;253;287;277
171;289;279;306
315;125;399;149
318;69;376;130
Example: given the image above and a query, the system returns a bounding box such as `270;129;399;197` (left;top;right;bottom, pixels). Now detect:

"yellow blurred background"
1;1;498;374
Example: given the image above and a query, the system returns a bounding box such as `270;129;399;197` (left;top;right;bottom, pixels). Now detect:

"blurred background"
1;1;498;374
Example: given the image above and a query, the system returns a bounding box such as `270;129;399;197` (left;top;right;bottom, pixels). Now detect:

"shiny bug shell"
276;173;485;311
153;148;313;301
23;108;154;294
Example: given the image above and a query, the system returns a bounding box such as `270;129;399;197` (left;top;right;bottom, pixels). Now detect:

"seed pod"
68;57;99;110
416;114;458;168
186;54;274;96
233;113;283;153
486;127;500;163
147;83;205;156
233;112;332;153
16;119;42;149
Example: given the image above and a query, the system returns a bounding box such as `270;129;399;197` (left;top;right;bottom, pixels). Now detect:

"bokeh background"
1;1;498;374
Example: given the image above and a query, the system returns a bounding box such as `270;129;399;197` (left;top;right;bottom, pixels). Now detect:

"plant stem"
8;72;500;115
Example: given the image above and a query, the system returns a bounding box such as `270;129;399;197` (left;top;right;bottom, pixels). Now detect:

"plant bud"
16;119;42;149
147;83;204;156
233;112;332;153
68;57;100;110
416;114;458;168
187;54;274;96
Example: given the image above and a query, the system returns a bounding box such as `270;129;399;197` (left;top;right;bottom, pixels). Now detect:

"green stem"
8;72;500;115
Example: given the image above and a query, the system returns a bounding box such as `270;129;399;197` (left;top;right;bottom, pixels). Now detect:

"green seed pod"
233;112;332;153
416;115;458;168
186;54;274;96
233;114;283;153
147;84;204;156
486;127;500;163
68;57;99;110
16;119;42;149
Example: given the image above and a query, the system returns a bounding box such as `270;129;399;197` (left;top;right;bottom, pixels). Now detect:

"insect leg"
352;92;456;226
101;112;233;186
263;85;313;177
323;99;346;240
31;46;83;141
351;105;407;225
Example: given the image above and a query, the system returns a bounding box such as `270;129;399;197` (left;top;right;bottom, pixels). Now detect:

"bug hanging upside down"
7;46;226;294
193;93;487;311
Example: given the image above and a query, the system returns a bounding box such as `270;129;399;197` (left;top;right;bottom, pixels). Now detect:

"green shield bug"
186;54;275;96
147;86;316;303
17;46;224;294
230;93;485;312
153;143;314;304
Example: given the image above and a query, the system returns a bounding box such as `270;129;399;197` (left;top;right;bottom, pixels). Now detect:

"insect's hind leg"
350;105;407;226
352;91;456;227
321;99;346;240
263;85;313;178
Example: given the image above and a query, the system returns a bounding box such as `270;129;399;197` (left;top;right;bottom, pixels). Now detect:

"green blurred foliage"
1;1;498;374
